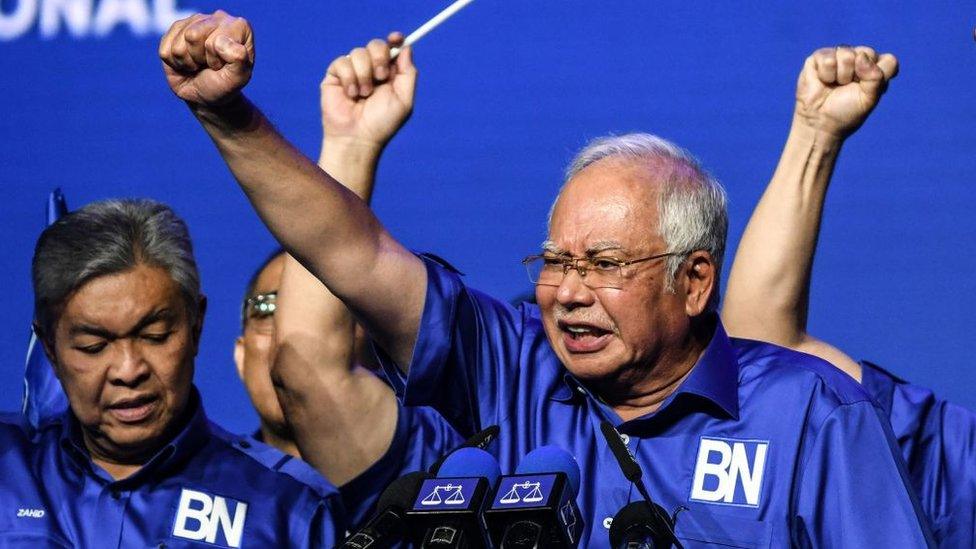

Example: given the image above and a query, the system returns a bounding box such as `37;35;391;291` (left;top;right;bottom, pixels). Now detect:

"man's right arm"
159;11;425;368
722;46;898;380
272;34;419;486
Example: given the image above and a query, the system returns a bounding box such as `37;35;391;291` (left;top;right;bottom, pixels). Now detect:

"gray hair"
32;198;202;337
555;133;728;310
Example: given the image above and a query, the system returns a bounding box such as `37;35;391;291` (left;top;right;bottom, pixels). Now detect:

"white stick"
390;0;476;59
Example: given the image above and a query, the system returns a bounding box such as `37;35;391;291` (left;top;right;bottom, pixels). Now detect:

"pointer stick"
390;0;476;59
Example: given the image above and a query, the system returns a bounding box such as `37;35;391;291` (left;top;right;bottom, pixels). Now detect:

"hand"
159;10;255;106
794;46;898;139
321;33;417;148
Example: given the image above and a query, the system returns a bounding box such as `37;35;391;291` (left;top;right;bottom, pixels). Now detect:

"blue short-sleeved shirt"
0;389;344;548
377;256;933;548
338;400;463;528
860;360;976;547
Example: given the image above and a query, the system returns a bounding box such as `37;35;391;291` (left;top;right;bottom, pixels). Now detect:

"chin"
559;351;622;381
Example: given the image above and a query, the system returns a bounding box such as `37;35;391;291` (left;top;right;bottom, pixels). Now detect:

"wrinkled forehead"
547;158;664;250
59;266;185;332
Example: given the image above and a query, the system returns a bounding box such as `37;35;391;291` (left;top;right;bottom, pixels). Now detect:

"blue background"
1;0;975;435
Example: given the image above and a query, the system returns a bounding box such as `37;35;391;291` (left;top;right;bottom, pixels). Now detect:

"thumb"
215;34;250;70
876;53;899;81
393;45;418;99
854;51;886;97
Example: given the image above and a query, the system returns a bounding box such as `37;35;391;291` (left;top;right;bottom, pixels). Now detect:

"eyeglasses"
521;251;678;289
241;291;277;333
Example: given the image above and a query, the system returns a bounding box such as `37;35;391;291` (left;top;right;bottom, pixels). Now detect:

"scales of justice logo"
421;483;469;506
498;481;544;505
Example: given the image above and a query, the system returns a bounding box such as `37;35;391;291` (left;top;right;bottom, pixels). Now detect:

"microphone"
484;446;584;548
600;421;682;549
428;425;500;474
405;447;500;548
339;471;430;549
339;426;500;549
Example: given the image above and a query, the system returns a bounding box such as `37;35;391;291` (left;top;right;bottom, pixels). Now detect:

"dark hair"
32;199;201;337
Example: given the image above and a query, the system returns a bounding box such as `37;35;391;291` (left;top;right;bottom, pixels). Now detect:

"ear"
233;336;245;381
34;322;61;374
682;251;716;317
191;294;208;356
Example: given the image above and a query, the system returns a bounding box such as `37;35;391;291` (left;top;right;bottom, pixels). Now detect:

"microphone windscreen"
437;447;501;485
377;471;431;510
514;445;581;497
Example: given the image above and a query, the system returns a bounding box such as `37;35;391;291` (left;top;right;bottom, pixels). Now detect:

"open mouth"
106;395;159;424
558;321;613;353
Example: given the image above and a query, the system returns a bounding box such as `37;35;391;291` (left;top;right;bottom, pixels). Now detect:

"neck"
259;423;301;459
600;316;716;422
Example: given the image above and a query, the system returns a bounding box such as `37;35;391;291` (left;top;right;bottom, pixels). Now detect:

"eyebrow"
540;240;624;256
69;309;176;339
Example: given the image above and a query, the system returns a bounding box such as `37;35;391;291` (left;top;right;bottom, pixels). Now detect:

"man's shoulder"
203;421;336;500
731;337;874;409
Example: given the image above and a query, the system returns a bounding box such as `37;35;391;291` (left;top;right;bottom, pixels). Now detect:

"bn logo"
172;488;248;548
690;437;769;507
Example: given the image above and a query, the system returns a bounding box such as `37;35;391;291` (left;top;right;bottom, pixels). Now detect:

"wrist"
787;114;845;155
318;136;384;168
189;93;258;132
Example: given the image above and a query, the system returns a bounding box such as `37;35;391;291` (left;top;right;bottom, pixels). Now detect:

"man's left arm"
792;401;934;547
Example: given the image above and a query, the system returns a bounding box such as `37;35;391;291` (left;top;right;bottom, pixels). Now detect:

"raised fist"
795;46;898;138
321;33;417;148
159;10;255;106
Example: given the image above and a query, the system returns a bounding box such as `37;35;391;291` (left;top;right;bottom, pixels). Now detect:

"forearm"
723;117;842;345
317;137;382;202
193;95;382;283
191;95;425;366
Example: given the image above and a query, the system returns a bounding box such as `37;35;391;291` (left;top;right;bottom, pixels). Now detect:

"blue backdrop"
2;0;974;435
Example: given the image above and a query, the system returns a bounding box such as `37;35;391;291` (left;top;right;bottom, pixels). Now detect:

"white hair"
552;133;728;310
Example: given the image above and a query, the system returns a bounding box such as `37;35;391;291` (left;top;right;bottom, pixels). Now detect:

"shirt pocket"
674;510;772;548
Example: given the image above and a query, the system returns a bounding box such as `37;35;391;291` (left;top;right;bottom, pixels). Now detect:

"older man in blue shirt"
162;11;933;546
0;199;343;547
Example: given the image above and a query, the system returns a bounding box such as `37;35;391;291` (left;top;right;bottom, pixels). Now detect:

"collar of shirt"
549;317;740;426
58;387;211;487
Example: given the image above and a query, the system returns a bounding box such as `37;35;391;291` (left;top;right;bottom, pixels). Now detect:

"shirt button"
603;517;613;529
576;386;586;395
239;439;252;449
620;434;631;445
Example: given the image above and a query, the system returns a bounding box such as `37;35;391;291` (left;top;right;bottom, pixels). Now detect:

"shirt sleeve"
377;254;527;437
792;401;935;548
339;403;463;527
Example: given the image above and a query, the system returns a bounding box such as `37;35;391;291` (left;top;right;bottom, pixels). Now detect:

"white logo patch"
172;488;248;548
690;437;769;507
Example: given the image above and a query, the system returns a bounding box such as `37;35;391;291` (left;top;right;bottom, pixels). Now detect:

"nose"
108;339;151;388
555;267;596;309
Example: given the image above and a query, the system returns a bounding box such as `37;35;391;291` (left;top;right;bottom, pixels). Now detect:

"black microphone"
600;421;682;549
339;425;500;548
339;471;430;549
405;447;500;548
484;445;584;548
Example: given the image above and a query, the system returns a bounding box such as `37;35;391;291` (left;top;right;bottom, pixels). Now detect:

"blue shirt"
860;361;976;547
0;390;344;548
338;400;463;528
378;255;933;548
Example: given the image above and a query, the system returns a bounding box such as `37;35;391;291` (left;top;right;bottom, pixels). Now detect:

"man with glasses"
162;12;932;545
234;249;300;455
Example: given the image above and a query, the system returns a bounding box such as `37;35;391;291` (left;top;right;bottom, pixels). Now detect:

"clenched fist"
159;10;255;106
795;46;898;138
321;33;417;148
